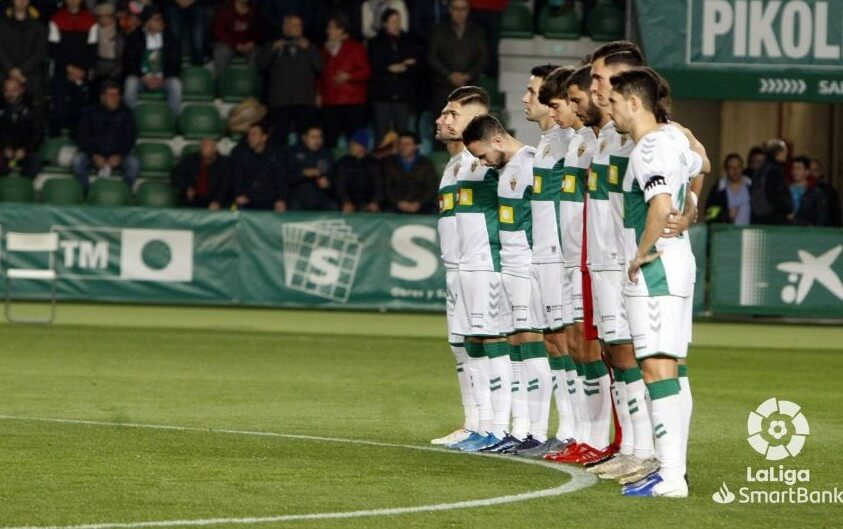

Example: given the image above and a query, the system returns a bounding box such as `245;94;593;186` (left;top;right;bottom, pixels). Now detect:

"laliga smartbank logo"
712;398;842;505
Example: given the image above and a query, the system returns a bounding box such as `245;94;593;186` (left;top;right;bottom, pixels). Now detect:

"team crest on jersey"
452;163;461;177
578;143;586;157
509;175;517;191
533;175;543;194
599;140;607;154
620;134;629;146
471;161;479;172
543;144;551;158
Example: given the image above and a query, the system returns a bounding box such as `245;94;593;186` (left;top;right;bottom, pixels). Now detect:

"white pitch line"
0;415;597;529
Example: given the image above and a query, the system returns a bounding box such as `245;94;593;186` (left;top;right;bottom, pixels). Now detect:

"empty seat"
539;6;581;40
179;104;224;140
135;181;177;207
587;0;625;41
218;67;261;102
182;65;215;101
41;178;84;205
39;136;75;173
87;179;131;206
501;3;534;38
135;102;176;139
0;177;34;202
136;142;175;178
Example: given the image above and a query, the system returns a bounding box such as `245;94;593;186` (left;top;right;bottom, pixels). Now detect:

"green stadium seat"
39;136;75;173
587;0;625;41
87;179;131;206
0;176;34;202
181;66;215;101
539;6;581;40
218;67;261;102
138;90;166;102
134;103;176;139
179;104;224;140
40;178;84;205
135;181;177;207
136;142;175;178
429;150;450;176
501;3;534;38
180;143;200;159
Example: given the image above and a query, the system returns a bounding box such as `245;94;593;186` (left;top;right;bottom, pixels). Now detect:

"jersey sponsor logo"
644;175;667;192
588;169;598;191
439;192;455;212
563;173;577;193
533;175;543;194
609;164;620;185
499;205;515;224
458;188;473;206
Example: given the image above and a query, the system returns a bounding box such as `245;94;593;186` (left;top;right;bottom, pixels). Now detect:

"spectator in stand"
47;0;97;136
319;13;372;148
381;131;437;213
368;8;419;145
706;153;751;225
428;0;488;115
212;0;262;76
123;6;183;115
335;128;382;213
408;0;449;40
170;138;233;209
259;0;322;42
749;139;792;225
72;81;139;190
0;0;47;109
810;159;841;226
258;14;323;145
164;0;214;65
232;120;287;211
286;125;337;211
745;146;765;178
0;77;43;178
788;155;829;226
116;0;144;35
468;0;507;77
361;0;408;40
91;3;124;97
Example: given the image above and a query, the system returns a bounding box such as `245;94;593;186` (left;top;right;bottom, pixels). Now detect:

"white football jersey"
531;125;574;264
498;146;537;277
560;126;596;268
438;149;465;270
455;149;501;272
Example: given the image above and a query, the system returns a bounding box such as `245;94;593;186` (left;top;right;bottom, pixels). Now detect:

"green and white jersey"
589;121;633;271
438;149;467;270
622;129;703;297
498;146;537;277
531;125;574;264
456;150;501;272
560;126;597;268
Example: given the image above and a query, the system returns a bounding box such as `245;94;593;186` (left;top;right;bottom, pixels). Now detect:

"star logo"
776;245;843;304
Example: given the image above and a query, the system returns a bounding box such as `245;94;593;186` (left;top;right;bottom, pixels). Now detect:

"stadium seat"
138;90;166;102
179;104;224;140
478;76;505;108
39;136;75;173
40;178;84;205
180;143;200;159
135;103;176;139
218;67;261;102
429;150;450;176
136;142;175;178
0;176;34;202
538;6;581;40
181;66;215;101
587;0;625;41
87;179;131;206
501;3;534;38
135;181;177;207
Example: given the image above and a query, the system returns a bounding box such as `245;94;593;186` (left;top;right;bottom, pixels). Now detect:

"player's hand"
628;252;662;283
662;208;689;238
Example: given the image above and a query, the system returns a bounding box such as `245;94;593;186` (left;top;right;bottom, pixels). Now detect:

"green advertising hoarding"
636;0;843;102
710;225;843;317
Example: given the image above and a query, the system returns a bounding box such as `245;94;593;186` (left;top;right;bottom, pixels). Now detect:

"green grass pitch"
0;303;841;529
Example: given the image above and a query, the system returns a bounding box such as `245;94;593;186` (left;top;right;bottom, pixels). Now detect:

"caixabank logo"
712;398;841;505
53;226;193;282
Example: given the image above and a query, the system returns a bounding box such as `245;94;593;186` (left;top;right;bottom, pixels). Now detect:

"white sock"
522;343;552;442
574;371;588;442
613;373;633;456
486;343;513;439
550;359;574;441
510;355;530;439
626;368;654;459
648;378;684;484
583;360;611;449
467;352;493;435
451;341;478;431
679;367;693;477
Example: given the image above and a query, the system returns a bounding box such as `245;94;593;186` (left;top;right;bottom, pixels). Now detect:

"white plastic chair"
4;232;59;324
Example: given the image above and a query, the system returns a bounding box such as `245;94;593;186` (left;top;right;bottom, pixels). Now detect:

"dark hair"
462;114;507;145
610;67;672;123
398;130;420;143
99;79;121;94
592;40;644;63
723;153;743;167
602;50;645;68
792;155;812;169
301;123;323;135
747;146;765;160
381;7;400;24
250;119;271;136
531;64;559;80
538;66;575;105
447;85;491;108
329;13;351;35
564;65;592;92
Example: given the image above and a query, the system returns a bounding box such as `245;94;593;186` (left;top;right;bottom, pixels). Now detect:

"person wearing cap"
335;128;382;213
122;6;183;115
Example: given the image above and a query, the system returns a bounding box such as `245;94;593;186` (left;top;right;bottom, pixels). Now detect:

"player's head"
565;65;602;128
590;42;645;107
608;67;671;133
538;66;579;129
462;114;509;168
522;64;558;123
436;86;490;142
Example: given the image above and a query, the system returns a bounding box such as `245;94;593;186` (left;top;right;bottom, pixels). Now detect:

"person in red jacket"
318;13;372;148
212;0;262;76
469;0;509;77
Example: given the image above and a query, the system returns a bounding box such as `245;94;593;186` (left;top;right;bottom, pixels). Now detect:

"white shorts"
682;293;694;346
501;272;534;333
446;268;469;337
458;270;511;337
591;269;631;344
562;266;583;325
627;295;691;360
530;262;565;331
